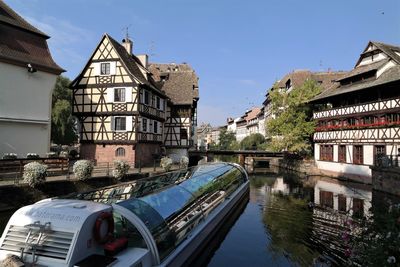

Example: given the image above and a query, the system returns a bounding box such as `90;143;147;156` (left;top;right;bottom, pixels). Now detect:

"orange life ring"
93;212;114;244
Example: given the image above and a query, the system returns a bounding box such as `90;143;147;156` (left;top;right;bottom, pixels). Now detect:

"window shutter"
126;87;132;102
126;116;133;131
110;116;114;131
107;88;114;103
110;62;117;75
93;63;100;75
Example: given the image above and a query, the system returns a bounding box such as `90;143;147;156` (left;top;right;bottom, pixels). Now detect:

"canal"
0;170;398;266
196;172;400;267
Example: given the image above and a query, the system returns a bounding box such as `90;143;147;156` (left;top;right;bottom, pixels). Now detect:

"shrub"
160;156;173;172
179;156;189;169
2;153;17;159
46;152;57;158
26;153;40;159
23;162;47;187
112;160;130;180
73;160;93;180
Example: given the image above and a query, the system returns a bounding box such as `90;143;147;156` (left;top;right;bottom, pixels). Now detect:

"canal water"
196;172;400;267
0;171;398;266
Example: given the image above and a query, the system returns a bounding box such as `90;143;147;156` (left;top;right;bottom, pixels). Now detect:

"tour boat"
0;162;249;267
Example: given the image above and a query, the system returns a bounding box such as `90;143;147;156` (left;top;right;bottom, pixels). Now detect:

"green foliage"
267;79;321;154
73;160;93;180
51;76;77;145
240;133;266;150
218;128;237;150
112;160;130;180
52;75;72;106
23;162;47;188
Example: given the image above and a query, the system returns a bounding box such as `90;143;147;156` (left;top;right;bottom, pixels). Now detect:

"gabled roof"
70;34;164;95
311;41;400;102
0;1;64;74
148;63;199;105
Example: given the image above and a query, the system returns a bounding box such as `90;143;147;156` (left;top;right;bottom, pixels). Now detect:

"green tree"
218;128;238;150
51;76;77;145
240;133;266;150
266;79;321;154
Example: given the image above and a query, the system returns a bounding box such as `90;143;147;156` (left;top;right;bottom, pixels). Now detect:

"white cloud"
25;16;94;46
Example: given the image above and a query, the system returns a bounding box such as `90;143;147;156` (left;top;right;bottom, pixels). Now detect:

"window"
353;145;363;164
338;194;347;213
320;191;333;209
156;97;161;109
114;117;126;131
114;88;125;102
115;147;125;157
352;198;364;218
142;118;147;132
320;145;333;161
100;63;110;75
338;145;346;163
154;121;158;133
180;128;188;140
144;90;150;105
374;145;386;165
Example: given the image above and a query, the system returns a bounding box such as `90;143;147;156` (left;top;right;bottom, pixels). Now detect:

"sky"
6;0;400;126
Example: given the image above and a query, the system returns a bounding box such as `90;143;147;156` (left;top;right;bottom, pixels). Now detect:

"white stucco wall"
314;144;372;177
0;62;57;157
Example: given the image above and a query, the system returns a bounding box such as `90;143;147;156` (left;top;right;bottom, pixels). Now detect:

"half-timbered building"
70;34;167;166
149;63;199;160
311;41;400;179
0;1;64;157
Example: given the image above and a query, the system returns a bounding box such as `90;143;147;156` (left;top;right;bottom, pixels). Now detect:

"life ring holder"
93;212;114;244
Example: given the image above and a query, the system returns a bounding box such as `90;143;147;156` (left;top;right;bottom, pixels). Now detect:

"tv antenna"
122;24;132;40
149;40;156;57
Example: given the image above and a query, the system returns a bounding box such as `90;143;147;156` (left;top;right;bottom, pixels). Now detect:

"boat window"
113;212;147;249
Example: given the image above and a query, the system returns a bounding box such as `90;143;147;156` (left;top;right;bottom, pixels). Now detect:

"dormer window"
285;79;291;91
100;63;110;75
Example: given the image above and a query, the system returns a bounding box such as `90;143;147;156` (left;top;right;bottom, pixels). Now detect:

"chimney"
137;54;148;68
122;38;133;55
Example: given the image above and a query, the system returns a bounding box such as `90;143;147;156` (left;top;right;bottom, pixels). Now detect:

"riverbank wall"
370;167;400;196
273;157;372;185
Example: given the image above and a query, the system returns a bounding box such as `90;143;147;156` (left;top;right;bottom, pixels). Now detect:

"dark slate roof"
148;63;199;105
107;35;163;94
0;1;48;37
337;59;387;82
0;1;64;74
312;65;400;102
311;41;400;102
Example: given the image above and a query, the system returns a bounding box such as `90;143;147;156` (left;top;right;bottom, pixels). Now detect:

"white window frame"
96;61;117;76
114;88;126;102
114;116;127;132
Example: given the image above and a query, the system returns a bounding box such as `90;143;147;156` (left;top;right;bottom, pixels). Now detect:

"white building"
311;41;400;179
0;1;64;157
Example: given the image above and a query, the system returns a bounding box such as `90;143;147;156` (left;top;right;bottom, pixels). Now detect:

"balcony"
139;104;165;120
313;97;400;119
